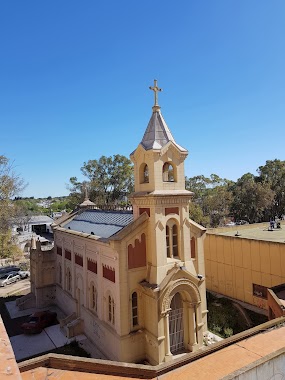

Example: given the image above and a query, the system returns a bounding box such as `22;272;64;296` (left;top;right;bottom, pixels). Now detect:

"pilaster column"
163;310;173;360
195;302;204;348
62;238;66;291
185;301;198;351
83;244;87;308
71;241;76;299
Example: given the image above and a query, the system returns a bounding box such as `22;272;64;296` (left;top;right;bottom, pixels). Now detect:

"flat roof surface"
28;215;54;224
209;222;285;243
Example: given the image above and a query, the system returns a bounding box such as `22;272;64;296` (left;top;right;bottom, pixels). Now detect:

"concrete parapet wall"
222;347;285;380
18;317;285;379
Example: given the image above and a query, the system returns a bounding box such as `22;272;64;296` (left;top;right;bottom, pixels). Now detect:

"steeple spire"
138;80;187;152
149;79;162;112
79;183;95;209
84;183;88;201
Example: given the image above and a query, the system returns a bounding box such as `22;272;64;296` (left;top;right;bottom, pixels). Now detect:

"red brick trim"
87;259;97;274
65;249;71;261
165;207;179;216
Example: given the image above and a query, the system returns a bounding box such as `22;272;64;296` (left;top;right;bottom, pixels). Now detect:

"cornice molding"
132;197;191;206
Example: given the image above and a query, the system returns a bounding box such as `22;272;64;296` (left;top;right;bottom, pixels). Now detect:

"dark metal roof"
63;209;134;238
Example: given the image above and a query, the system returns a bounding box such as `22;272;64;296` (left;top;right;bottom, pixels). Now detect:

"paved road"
0;278;30;297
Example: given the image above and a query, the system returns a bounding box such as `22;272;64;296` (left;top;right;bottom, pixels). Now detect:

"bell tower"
130;80;195;285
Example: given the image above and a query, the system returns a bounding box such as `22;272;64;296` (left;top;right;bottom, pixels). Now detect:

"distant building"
27;215;53;234
11;215;54;254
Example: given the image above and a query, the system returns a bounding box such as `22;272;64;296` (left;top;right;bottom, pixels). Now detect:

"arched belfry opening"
140;163;149;183
163;162;175;182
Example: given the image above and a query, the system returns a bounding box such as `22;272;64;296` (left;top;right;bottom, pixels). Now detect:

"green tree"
66;177;84;210
203;181;234;227
185;175;211;203
189;202;210;227
0;155;26;259
231;173;274;223
14;199;42;215
0;155;26;232
51;199;70;212
186;174;233;227
257;159;285;218
67;155;134;208
0;230;22;261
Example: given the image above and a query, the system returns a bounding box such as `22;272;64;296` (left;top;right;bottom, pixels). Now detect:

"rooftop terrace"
208;222;285;243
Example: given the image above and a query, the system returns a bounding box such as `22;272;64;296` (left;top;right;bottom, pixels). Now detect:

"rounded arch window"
90;282;97;312
131;291;138;327
163;162;176;182
66;268;72;292
58;264;62;284
107;293;115;325
140;163;149;183
166;219;180;259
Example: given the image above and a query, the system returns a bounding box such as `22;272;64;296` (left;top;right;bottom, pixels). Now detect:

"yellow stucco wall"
204;234;285;310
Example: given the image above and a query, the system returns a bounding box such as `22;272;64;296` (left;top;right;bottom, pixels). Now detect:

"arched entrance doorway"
169;293;184;353
161;278;202;360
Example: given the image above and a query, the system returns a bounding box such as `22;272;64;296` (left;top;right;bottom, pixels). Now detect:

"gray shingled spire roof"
140;110;187;152
140;80;187;152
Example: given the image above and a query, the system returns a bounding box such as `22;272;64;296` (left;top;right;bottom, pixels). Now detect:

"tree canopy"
257;159;285;219
0;155;26;259
0;155;26;232
186;174;234;227
67;154;134;209
187;159;285;227
66;155;285;227
230;173;274;224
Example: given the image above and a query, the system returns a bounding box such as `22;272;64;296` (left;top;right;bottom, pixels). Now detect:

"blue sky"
1;1;285;198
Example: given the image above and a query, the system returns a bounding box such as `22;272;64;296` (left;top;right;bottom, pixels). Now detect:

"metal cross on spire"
83;183;88;201
149;79;162;107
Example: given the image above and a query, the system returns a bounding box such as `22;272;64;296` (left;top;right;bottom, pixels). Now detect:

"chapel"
29;80;208;365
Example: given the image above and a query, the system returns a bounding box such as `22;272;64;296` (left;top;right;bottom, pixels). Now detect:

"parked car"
18;270;30;279
235;220;249;225
0;272;20;287
21;310;57;334
0;266;20;276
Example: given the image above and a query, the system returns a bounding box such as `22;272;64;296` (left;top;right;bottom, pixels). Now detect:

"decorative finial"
149;79;162;111
82;183;88;201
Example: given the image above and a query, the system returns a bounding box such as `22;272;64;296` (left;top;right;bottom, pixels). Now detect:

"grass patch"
51;340;91;358
207;292;268;338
